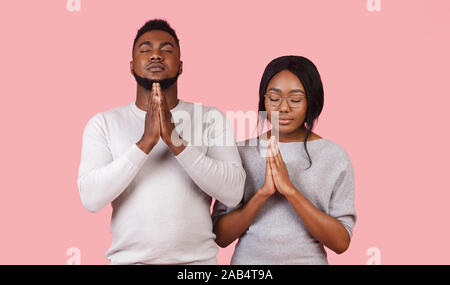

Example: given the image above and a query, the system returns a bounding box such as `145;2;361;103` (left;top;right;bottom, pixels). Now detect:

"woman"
212;55;356;265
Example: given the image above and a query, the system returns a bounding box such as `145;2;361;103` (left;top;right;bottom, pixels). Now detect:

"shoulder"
237;138;260;157
178;101;226;119
83;103;132;131
100;103;133;121
317;138;353;168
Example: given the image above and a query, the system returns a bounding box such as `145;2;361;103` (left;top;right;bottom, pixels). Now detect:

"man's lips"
147;63;165;72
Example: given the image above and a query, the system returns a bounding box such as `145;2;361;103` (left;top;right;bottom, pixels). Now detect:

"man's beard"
132;70;180;91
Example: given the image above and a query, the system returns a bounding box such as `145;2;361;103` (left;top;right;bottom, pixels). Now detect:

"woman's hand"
257;139;277;198
268;136;296;197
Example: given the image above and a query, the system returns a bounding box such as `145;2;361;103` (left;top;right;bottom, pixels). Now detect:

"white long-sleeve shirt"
77;99;245;264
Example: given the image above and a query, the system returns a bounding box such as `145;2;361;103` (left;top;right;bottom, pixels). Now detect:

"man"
77;19;245;265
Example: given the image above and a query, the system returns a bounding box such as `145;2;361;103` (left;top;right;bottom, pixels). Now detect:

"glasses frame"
264;93;304;108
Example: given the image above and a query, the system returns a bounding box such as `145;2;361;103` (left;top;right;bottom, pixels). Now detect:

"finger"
157;102;162;124
151;86;158;110
153;97;161;124
266;155;273;177
158;97;165;121
265;150;271;173
156;82;161;94
274;141;283;164
268;149;276;173
272;138;283;166
153;93;160;116
148;83;156;111
156;82;163;101
271;144;282;169
270;137;278;160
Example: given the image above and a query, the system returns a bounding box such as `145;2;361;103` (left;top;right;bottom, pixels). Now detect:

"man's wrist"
168;137;187;155
164;131;187;155
136;138;156;154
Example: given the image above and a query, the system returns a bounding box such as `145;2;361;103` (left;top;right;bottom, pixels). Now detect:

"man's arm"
77;114;153;212
78;88;161;212
175;108;245;208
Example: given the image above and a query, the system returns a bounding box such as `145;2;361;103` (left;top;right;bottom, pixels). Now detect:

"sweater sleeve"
328;152;357;239
77;114;149;212
175;108;245;208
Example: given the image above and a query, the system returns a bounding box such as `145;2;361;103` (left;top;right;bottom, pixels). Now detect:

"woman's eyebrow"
289;89;305;94
267;87;282;93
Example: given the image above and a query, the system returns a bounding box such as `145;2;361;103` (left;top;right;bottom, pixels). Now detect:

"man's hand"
136;83;161;154
156;83;187;155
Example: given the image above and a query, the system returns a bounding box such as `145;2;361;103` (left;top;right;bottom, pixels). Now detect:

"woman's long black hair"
257;55;324;169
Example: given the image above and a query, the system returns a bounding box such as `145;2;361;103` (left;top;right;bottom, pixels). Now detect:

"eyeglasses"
264;93;304;108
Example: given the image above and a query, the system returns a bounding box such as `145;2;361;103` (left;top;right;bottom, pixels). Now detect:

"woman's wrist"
280;184;298;199
255;187;273;201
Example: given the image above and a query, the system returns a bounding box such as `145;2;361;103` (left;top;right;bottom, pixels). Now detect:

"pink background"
1;0;449;265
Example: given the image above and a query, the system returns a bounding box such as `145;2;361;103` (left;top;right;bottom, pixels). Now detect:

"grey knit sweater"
212;137;356;265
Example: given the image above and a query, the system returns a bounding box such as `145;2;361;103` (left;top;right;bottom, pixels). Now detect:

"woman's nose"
279;98;291;112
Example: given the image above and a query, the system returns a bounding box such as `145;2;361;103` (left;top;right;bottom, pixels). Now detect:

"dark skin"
214;70;351;254
131;30;186;155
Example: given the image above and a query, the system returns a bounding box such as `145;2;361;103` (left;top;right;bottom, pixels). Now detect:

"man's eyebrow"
160;41;175;48
138;41;175;49
138;41;152;48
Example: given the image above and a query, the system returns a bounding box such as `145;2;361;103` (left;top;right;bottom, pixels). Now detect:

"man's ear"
130;61;134;75
179;61;183;75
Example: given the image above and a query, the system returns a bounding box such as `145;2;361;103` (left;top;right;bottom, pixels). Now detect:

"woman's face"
265;70;308;135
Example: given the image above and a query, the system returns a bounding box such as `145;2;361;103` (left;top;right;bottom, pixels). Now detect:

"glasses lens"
288;96;303;107
266;94;303;107
267;94;282;107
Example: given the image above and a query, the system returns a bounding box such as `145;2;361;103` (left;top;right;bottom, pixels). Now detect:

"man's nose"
150;50;163;61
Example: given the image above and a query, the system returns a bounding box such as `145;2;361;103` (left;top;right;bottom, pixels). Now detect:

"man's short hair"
133;19;180;52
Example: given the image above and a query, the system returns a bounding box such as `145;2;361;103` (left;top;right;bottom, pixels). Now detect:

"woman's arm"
268;137;351;254
282;189;350;254
214;142;277;247
214;188;271;248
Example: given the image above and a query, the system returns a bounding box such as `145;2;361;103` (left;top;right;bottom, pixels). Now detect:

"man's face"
131;30;182;86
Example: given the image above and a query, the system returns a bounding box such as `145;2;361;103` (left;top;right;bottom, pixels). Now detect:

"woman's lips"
278;119;293;125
